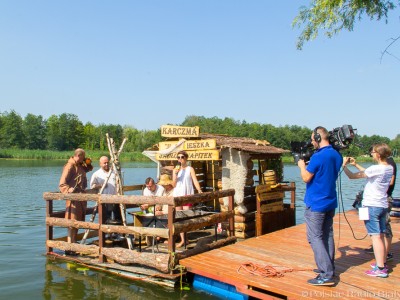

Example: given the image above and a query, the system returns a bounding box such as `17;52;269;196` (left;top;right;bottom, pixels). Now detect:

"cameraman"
342;143;393;278
297;126;342;286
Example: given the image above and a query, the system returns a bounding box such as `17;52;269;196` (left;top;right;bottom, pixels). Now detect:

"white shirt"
143;184;165;196
90;168;117;195
363;164;393;208
173;166;195;196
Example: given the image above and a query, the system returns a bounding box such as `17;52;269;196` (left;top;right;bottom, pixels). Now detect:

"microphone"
175;162;181;171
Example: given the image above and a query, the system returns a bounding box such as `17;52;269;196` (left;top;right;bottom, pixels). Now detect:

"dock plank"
180;210;400;299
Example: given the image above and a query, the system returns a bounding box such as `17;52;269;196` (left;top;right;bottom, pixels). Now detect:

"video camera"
328;125;356;151
291;125;356;164
290;140;314;165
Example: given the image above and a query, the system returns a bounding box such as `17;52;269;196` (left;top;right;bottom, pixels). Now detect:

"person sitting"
155;173;174;216
141;177;165;213
140;177;165;246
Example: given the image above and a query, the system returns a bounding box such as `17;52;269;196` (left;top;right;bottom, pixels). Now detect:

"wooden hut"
143;125;297;239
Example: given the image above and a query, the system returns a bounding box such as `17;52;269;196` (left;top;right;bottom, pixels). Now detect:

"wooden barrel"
391;198;400;208
390;210;400;218
263;170;276;185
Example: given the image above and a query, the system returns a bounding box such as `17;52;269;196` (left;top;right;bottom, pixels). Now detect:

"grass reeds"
0;149;149;161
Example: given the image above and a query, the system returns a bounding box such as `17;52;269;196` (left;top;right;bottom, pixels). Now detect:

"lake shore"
0;148;384;163
0;149;149;161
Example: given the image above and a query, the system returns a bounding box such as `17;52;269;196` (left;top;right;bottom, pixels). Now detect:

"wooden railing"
43;189;236;273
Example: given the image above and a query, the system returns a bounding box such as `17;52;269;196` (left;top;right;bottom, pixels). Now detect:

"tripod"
106;134;134;250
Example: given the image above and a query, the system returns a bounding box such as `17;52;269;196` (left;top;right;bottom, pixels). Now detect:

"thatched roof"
199;133;289;155
146;133;289;155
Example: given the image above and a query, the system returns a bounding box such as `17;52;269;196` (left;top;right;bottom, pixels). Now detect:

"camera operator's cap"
158;174;173;186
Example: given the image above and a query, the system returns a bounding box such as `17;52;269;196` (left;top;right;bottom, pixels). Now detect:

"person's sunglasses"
177;155;186;159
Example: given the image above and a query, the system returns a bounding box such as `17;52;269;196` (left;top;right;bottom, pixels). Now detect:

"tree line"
0;110;160;153
1;110;399;157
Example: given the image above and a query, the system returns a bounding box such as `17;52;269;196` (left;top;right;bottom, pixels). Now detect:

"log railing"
43;188;235;273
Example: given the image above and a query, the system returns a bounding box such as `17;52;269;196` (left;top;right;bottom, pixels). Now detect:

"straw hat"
158;174;173;186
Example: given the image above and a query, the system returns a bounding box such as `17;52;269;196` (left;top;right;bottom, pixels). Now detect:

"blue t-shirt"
304;145;343;212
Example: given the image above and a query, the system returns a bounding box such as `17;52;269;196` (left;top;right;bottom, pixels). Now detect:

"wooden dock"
180;210;399;299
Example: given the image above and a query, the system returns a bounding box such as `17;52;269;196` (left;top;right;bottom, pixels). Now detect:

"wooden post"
290;182;296;225
46;199;53;253
98;202;105;262
228;194;235;237
167;204;176;253
256;194;262;237
290;182;296;209
258;158;262;184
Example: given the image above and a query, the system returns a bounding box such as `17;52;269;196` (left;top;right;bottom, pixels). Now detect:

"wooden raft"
180;210;400;300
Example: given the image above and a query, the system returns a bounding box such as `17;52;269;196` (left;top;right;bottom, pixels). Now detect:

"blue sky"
1;1;399;139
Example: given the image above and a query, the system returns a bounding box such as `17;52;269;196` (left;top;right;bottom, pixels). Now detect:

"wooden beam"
46;217;100;230
173;189;235;207
100;225;169;239
46;240;99;255
173;211;234;234
102;247;172;273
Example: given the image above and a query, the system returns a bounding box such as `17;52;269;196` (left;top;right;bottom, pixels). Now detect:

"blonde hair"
372;143;391;160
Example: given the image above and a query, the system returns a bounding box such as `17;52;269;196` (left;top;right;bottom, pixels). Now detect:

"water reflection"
43;259;217;300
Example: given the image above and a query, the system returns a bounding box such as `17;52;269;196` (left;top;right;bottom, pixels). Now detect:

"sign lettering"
159;139;216;151
156;150;219;161
161;125;200;138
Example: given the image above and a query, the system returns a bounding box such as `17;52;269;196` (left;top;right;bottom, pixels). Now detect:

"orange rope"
237;262;311;278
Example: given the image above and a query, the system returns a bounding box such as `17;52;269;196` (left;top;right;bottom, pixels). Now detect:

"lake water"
0;160;397;299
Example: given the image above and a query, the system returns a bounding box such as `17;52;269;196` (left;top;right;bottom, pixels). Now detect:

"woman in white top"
172;150;202;247
342;143;393;278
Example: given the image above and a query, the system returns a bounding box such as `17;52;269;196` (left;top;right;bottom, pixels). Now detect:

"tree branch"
380;35;400;63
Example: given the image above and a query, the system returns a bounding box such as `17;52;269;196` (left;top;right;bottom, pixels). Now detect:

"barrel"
263;170;276;185
390;198;400;218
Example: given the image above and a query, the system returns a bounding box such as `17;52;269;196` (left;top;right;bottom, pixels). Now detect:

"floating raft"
180;210;400;299
47;251;181;288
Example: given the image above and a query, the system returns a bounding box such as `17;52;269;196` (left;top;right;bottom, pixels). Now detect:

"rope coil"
237;262;310;278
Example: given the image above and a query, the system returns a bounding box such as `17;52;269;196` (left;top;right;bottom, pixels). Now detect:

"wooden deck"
180;210;399;299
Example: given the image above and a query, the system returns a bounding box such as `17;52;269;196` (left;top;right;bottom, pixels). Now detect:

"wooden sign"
156;149;219;161
161;125;200;138
159;139;217;151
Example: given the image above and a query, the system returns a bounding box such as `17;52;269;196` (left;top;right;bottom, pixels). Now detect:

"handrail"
43;189;235;207
44;188;236;272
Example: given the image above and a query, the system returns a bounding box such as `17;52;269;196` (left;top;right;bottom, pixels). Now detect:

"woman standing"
342;143;393;278
172;150;203;247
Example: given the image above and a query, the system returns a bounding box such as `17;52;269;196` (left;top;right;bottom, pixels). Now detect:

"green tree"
83;122;99;150
23;113;47;149
356;134;391;155
46;113;84;150
123;126;161;152
293;0;398;49
46;114;62;150
0;110;25;148
97;124;124;151
389;134;400;156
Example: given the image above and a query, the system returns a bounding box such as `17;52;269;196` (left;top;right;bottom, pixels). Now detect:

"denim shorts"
364;206;388;235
